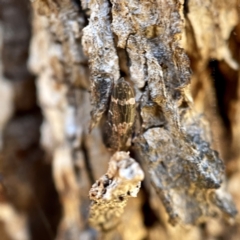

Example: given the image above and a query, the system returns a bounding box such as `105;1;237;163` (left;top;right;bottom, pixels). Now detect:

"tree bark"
0;0;240;240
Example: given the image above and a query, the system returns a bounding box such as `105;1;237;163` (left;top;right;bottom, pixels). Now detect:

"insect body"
105;78;136;151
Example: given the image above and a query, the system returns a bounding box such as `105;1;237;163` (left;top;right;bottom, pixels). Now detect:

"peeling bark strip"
29;1;112;239
82;0;120;131
105;78;136;151
88;151;144;231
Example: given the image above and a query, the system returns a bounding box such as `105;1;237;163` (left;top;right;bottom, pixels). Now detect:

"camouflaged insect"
104;78;136;151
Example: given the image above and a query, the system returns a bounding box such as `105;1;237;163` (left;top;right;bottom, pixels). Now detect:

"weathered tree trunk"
0;0;240;239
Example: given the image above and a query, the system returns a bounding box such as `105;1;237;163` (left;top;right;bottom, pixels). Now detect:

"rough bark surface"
0;0;240;240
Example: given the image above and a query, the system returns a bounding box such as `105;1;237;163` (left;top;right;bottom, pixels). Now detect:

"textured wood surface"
0;0;240;239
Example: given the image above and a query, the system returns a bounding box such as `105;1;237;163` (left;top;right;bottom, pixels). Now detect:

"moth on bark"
104;78;136;151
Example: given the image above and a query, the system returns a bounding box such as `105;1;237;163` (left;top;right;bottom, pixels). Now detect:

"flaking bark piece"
88;74;113;131
136;116;236;225
88;151;144;231
82;0;120;131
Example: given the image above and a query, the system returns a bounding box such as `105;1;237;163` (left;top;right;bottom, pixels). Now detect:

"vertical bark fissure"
81;137;95;185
